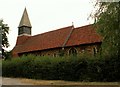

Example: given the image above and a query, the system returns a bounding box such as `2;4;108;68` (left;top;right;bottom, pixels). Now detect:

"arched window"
69;48;77;56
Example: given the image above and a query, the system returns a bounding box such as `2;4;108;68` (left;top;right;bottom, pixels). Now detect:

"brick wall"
18;43;101;57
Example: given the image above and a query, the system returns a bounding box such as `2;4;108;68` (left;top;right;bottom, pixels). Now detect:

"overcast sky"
0;0;96;51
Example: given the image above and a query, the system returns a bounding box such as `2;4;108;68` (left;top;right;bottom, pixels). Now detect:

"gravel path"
2;77;33;85
1;77;119;87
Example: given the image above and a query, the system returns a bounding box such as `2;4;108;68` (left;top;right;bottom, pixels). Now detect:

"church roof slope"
66;25;102;46
13;24;102;54
13;26;73;53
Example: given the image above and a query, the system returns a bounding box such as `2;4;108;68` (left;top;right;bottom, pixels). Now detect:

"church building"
12;8;102;57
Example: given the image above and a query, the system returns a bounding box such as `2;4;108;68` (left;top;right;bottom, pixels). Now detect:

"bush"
2;54;120;81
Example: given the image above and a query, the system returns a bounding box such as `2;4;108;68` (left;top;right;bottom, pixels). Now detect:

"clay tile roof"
13;26;73;53
13;24;102;54
19;8;32;27
66;25;102;46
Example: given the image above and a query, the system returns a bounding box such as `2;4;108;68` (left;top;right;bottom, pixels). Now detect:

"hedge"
2;54;120;81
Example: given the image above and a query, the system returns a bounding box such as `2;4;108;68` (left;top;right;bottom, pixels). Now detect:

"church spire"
18;8;32;36
19;8;32;28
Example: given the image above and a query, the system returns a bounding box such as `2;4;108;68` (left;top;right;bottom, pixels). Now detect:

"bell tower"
18;8;32;36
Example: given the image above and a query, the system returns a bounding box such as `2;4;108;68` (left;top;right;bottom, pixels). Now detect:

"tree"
0;19;9;59
92;2;120;57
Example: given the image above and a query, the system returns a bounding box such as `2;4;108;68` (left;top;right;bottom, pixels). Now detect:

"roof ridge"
32;25;73;37
75;24;93;29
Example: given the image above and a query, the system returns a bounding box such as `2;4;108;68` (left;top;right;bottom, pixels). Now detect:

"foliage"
58;50;65;57
4;51;12;60
92;2;120;57
2;54;120;81
0;19;9;59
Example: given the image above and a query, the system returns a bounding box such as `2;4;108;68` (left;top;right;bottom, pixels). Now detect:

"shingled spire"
18;8;32;36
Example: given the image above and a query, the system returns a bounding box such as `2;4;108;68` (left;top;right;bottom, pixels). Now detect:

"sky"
0;0;96;51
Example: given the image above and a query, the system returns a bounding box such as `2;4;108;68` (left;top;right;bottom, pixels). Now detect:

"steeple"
18;8;32;36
